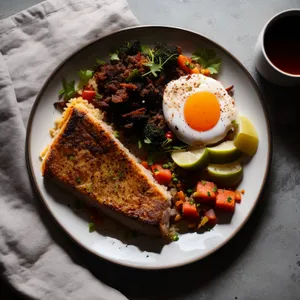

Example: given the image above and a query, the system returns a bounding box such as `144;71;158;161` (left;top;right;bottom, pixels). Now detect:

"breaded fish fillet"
42;100;171;236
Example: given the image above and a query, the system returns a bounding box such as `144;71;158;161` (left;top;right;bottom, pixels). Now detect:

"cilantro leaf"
77;70;93;89
142;49;177;77
110;52;120;61
192;48;222;74
58;79;77;100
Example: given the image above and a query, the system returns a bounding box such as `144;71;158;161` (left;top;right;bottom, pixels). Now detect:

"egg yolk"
184;91;220;131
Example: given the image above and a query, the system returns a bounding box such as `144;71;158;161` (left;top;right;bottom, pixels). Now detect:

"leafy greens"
192;48;222;74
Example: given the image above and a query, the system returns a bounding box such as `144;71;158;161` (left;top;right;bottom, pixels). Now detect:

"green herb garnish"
147;155;154;166
161;138;172;149
192;48;222;74
144;137;152;144
68;155;74;160
227;196;232;203
162;164;170;169
113;130;120;138
212;186;217;192
138;140;142;149
207;191;211;197
143;49;177;77
201;180;207;185
76;177;81;184
110;52;120;61
173;177;178;183
95;93;103;99
168;162;176;169
58;79;77;100
95;59;106;67
141;45;151;55
189;199;195;205
77;70;93;88
185;61;195;69
186;188;194;195
126;68;140;82
88;222;96;233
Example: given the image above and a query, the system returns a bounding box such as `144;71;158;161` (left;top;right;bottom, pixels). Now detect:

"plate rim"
25;25;272;270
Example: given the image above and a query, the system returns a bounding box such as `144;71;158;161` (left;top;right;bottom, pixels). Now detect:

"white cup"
254;9;300;86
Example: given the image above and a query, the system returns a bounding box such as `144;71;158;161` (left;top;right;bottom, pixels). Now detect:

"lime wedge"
234;115;259;156
171;148;209;170
207;140;241;163
207;161;243;187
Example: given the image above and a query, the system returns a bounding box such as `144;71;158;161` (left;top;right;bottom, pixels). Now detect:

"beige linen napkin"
0;0;138;299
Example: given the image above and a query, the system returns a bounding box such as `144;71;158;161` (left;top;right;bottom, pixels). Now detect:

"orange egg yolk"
184;91;220;131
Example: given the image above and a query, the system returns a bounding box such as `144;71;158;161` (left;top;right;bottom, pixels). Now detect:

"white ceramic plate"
26;26;271;269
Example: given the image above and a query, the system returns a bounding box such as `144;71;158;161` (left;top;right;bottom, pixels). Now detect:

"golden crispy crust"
42;104;170;229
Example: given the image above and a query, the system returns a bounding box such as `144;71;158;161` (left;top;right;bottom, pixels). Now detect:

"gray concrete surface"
1;0;300;299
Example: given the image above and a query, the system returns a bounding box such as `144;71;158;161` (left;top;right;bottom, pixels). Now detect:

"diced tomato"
182;202;199;219
165;131;173;140
215;189;236;212
175;200;184;209
151;164;172;185
82;90;96;101
235;190;242;203
204;208;217;225
194;181;217;202
141;161;149;169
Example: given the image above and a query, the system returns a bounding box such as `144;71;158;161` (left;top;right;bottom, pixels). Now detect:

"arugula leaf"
77;70;93;89
143;49;177;77
58;79;77;100
192;48;222;74
110;52;120;61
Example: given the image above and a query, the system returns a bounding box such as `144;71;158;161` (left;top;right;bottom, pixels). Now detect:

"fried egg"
163;74;237;146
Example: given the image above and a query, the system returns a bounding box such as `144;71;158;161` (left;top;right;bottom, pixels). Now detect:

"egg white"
163;74;237;146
